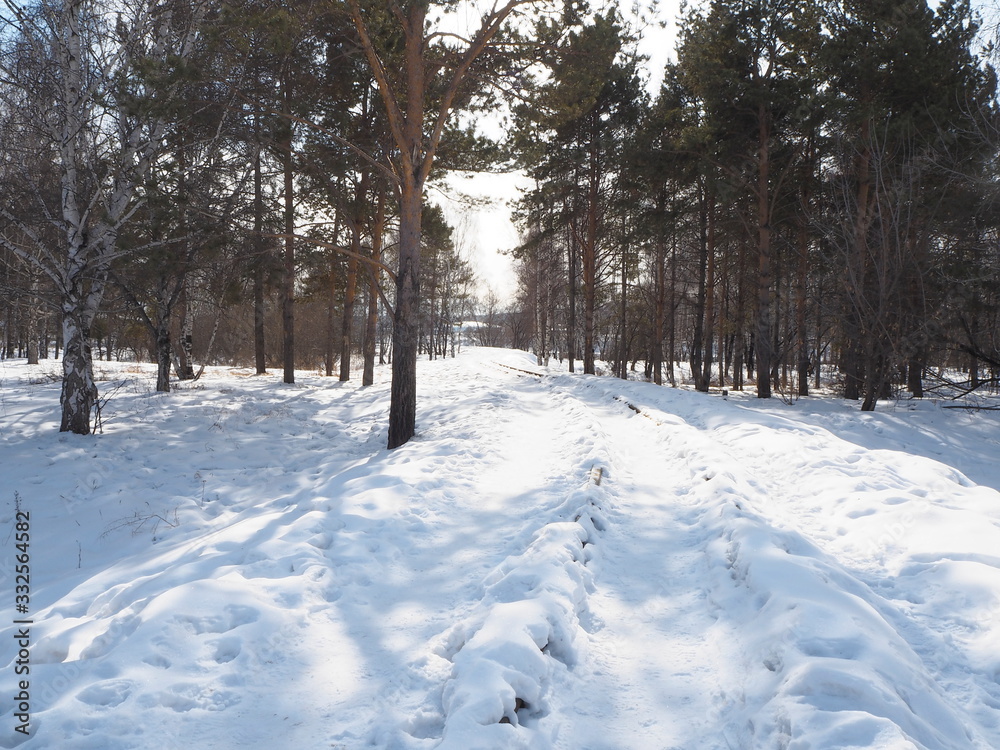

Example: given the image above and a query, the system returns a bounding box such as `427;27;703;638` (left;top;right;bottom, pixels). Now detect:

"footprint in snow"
75;679;134;708
142;653;171;669
139;682;241;713
307;532;333;550
176;604;259;635
209;637;242;664
79;614;141;660
846;508;877;519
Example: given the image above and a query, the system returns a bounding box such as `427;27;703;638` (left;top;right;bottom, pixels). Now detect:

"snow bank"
583;378;1000;750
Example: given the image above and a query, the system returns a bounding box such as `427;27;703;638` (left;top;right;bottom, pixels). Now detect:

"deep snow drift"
1;348;999;749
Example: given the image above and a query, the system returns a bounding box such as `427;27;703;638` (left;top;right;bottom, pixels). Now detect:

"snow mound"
435;485;605;748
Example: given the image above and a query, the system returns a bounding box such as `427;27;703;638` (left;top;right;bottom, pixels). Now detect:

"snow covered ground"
1;348;999;749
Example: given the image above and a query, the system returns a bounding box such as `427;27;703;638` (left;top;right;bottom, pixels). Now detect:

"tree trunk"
281;76;295;385
567;218;577;373
387;183;422;449
155;310;172;393
756;105;773;399
56;5;102;434
733;237;748;391
253;121;267;376
339;251;357;379
668;232;678;387
845;118;873;401
254;261;266;374
692;185;708;391
27;334;39;365
349;0;525;447
702;196;716;391
796;140;813;398
907;354;924;397
582;117;600;375
536;245;549;365
653;230;665;386
325;271;336;377
363;187;386;386
617;254;627;379
814;275;823;390
842;331;863;401
60;309;97;435
861;355;886;411
177;280;195;380
796;224;810;397
26;277;39;365
341;176;367;381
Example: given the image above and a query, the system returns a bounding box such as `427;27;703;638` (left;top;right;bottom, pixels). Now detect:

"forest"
1;0;999;448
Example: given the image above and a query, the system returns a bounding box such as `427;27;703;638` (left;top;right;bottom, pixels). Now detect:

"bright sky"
632;0;689;95
429;171;529;303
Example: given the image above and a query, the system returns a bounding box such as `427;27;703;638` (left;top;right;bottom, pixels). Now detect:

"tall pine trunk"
702;197;717;391
668;233;678;387
325;271;336;377
341;176;367;381
796;137;814;397
755;106;774;399
582;118;600;375
796;225;810;397
363;187;386;386
388;184;421;448
845;119;873;401
652;231;665;386
253;126;267;375
281;76;295;385
692;185;708;390
566;218;577;373
617;248;628;380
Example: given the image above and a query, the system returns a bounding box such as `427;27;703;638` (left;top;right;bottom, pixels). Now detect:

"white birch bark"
0;0;208;432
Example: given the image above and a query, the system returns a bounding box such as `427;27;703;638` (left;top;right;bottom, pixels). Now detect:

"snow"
2;348;1000;749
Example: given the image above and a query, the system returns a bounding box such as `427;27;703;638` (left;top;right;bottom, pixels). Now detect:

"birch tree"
0;0;207;432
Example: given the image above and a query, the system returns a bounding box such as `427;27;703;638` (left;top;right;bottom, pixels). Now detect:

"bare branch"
264;232;398;284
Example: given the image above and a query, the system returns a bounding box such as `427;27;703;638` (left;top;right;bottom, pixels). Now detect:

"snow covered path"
537;379;746;750
2;349;1000;749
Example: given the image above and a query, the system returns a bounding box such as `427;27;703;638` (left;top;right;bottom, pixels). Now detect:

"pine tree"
514;10;641;375
676;0;821;398
344;0;564;448
820;0;996;407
